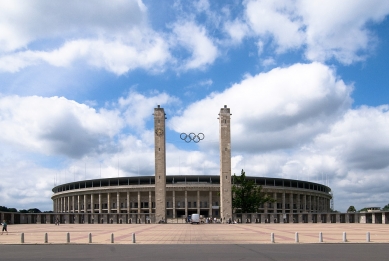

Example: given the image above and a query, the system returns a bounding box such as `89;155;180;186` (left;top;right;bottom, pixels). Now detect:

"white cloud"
240;0;389;63
299;0;389;63
224;19;250;44
0;31;171;74
245;0;305;53
314;105;389;171
119;91;179;132
172;20;218;70
0;0;147;52
169;62;352;152
0;95;123;158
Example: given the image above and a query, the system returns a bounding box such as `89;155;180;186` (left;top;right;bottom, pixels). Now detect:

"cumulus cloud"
0;0;147;52
171;20;218;70
119;91;179;132
0;95;123;158
169;62;352;152
314;105;389;171
0;35;171;74
0;0;173;74
234;0;389;63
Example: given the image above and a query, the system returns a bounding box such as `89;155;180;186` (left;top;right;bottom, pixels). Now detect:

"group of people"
1;220;7;235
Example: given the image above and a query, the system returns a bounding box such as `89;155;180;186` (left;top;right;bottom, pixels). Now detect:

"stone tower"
154;105;166;222
219;105;232;221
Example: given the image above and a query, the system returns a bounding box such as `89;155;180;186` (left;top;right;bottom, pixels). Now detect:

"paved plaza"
0;223;388;244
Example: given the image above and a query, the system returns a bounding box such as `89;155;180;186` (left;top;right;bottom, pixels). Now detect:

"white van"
190;214;200;224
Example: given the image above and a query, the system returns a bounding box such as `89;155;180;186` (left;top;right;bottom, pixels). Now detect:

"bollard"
89;233;92;243
132;233;136;243
271;233;275;243
21;233;24;244
319;232;323;243
44;233;48;243
366;232;370;242
111;233;114;243
66;232;70;243
295;232;299;243
343;232;347;242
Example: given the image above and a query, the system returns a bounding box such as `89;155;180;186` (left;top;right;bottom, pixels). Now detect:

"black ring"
180;132;205;143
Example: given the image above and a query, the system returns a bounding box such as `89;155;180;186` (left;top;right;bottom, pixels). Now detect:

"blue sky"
1;0;389;212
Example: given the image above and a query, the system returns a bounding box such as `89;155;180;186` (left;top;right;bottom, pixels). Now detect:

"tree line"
0;206;52;213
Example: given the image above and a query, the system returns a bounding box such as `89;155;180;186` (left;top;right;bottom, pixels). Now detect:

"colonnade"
52;187;331;218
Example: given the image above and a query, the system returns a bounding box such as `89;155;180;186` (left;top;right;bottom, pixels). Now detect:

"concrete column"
289;193;293;213
91;194;94;213
137;191;141;214
149;191;152;216
154;105;166;222
67;196;70;213
77;195;80;213
308;195;311;213
72;196;75;213
117;192;120;213
281;192;285;223
264;201;268;214
98;193;101;213
219;105;232;221
346;213;350;223
127;191;130;213
209;191;212;217
297;194;301;213
273;192;277;215
336;213;340;223
173;190;176;218
83;194;87;213
326;213;331;223
107;192;111;213
372;214;376;224
308;213;312;223
185;191;188;218
303;195;307;213
197;191;200;214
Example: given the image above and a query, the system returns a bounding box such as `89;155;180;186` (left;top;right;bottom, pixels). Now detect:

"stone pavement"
0;223;388;244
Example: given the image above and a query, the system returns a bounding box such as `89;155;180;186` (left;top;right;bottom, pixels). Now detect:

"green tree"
28;208;41;213
382;203;389;211
0;206;17;212
347;206;356;213
232;169;274;213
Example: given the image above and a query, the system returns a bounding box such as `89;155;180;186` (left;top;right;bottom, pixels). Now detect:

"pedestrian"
1;220;8;235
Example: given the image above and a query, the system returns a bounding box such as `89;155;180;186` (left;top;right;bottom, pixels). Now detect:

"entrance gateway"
154;105;232;223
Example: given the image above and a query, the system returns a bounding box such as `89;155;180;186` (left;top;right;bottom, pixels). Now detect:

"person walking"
1;220;8;235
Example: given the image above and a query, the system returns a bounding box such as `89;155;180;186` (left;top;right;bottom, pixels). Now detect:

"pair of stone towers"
153;105;232;223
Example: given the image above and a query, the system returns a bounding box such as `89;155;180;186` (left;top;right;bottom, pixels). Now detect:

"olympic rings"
180;132;205;143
